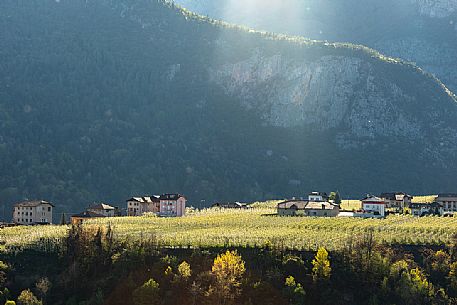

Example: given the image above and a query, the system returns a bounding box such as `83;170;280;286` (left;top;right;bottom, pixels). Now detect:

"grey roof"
380;192;412;200
159;194;185;200
361;195;384;202
305;201;339;210
277;200;308;210
437;193;457;198
14;200;54;208
212;202;248;208
127;194;185;202
410;202;443;209
88;203;116;210
71;211;106;218
127;196;160;203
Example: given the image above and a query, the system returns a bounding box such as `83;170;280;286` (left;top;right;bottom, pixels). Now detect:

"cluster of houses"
126;194;186;217
277;192;340;217
276;192;457;218
8;192;457;225
10;193;187;225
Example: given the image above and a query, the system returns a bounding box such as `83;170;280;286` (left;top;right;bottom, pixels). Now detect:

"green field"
1;208;456;253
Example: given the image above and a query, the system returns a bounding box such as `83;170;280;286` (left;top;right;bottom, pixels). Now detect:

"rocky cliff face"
175;0;457;93
414;0;457;18
209;49;457;158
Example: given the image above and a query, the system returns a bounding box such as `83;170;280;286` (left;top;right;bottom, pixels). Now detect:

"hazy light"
220;0;307;36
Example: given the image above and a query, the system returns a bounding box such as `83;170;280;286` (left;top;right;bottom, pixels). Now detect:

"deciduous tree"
211;250;246;304
312;247;331;281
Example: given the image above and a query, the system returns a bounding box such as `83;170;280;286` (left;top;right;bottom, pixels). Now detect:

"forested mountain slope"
0;0;456;214
175;0;457;93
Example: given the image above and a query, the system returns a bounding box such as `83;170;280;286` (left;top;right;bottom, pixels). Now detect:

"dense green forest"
2;224;457;304
1;0;457;216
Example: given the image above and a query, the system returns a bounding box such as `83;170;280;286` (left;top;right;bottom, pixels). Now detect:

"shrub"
132;279;160;305
17;290;41;305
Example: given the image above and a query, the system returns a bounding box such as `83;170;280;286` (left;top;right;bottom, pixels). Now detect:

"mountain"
1;0;457;215
175;0;457;94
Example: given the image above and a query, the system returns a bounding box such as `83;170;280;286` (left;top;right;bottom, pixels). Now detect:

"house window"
48;207;51;212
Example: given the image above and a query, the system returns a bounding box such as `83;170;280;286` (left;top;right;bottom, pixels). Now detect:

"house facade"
361;195;386;217
380;192;413;209
435;194;457;213
304;201;340;217
87;203;118;217
127;196;160;216
410;202;443;217
13;200;54;225
127;194;186;217
159;194;186;217
277;200;339;217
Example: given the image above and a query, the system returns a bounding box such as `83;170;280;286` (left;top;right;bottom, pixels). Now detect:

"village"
6;191;457;226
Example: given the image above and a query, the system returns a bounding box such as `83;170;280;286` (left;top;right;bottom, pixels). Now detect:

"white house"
435;194;457;213
13;200;54;225
361;195;386;217
308;192;329;202
410;202;443;217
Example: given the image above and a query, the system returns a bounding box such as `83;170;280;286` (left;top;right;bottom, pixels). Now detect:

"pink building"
127;194;186;217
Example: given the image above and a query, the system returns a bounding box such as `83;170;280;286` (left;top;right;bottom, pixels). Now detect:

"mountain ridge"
0;0;456;214
174;0;457;94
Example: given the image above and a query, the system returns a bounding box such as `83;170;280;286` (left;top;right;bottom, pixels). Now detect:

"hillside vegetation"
1;0;457;214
